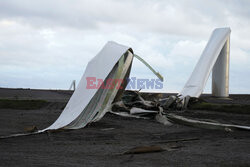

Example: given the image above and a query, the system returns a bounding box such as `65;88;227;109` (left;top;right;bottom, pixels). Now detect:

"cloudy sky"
0;0;249;93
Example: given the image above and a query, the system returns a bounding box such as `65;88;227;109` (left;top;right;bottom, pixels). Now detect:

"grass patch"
0;99;48;110
189;102;250;114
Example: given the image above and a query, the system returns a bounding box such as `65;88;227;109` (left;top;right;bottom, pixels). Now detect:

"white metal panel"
42;41;130;131
212;38;230;97
179;28;231;98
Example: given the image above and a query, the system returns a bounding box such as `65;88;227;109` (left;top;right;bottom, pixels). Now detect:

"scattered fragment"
130;107;158;115
162;95;176;109
123;145;165;154
109;111;149;119
155;112;172;126
24;126;38;133
166;113;250;131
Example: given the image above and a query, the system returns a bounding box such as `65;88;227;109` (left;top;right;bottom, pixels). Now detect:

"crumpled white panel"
179;28;231;98
42;41;130;131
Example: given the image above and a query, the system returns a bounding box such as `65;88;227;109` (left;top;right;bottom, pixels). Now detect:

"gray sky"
0;0;250;93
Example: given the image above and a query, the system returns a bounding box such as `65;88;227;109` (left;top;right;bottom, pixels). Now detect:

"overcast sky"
0;0;250;93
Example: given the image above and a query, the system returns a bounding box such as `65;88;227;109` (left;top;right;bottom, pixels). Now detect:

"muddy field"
0;88;250;167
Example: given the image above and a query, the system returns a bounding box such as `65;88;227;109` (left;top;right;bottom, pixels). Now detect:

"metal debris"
111;90;250;131
24;126;38;133
166;113;250;131
123;145;165;154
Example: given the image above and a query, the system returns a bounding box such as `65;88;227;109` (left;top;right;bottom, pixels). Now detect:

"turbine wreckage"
41;41;164;131
41;27;249;132
1;27;249;139
110;27;232;118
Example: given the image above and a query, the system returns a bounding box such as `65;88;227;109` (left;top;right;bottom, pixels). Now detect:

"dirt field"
0;88;250;167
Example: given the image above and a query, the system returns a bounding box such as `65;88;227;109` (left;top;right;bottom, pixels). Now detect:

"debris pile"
111;90;250;131
111;90;188;124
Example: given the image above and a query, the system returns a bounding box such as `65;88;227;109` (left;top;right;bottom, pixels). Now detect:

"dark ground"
0;88;250;167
